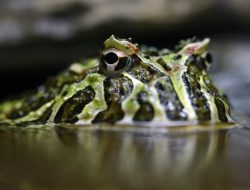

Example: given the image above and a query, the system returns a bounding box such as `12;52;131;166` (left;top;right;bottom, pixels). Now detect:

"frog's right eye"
100;49;132;76
104;52;119;65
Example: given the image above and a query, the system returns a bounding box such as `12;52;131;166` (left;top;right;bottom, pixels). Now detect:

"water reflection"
55;125;228;174
0;125;248;189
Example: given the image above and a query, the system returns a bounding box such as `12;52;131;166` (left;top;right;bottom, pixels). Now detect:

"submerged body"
0;36;232;126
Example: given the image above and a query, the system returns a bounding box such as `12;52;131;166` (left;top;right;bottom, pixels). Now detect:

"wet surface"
0;124;250;190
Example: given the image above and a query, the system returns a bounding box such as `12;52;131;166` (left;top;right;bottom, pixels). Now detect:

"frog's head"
99;35;139;77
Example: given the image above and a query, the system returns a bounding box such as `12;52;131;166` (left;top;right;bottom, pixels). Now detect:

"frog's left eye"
100;49;132;76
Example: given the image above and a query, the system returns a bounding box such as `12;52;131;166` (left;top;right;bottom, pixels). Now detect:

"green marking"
77;75;107;124
138;54;166;74
119;73;144;123
14;100;54;123
121;73;166;123
170;73;196;120
199;74;219;122
104;35;137;55
49;73;106;123
199;70;232;122
167;55;197;120
146;80;166;121
0;100;22;121
217;97;232;122
0;100;21;117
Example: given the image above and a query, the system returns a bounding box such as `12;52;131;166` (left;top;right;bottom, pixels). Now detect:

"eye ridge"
104;52;119;64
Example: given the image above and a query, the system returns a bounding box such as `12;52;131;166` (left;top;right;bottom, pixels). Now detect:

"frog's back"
0;35;232;126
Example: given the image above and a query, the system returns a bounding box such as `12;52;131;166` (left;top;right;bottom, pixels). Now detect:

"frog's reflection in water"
54;126;229;189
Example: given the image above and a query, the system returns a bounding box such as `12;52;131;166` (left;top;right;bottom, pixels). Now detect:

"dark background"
0;0;250;116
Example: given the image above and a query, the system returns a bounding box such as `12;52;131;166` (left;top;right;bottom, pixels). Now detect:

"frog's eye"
100;49;132;76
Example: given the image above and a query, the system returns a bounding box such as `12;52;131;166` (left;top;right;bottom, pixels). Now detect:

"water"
0;124;250;190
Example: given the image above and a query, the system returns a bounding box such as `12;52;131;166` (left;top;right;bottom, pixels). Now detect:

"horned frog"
0;35;232;127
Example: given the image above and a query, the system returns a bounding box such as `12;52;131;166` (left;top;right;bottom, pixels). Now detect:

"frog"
0;35;232;127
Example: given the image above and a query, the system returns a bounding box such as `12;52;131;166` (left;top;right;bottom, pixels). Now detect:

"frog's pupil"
104;52;119;64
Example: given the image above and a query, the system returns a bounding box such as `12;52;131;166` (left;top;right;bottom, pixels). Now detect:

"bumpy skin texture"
0;35;232;126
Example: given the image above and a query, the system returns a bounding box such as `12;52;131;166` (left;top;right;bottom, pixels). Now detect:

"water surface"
0;124;250;190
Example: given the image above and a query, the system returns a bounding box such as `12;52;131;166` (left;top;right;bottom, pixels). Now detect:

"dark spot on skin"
54;86;95;123
38;104;54;123
133;92;154;122
155;77;187;120
196;81;201;90
202;75;220;94
133;102;154;122
131;54;139;61
156;58;171;71
93;76;133;123
174;54;182;60
7;92;55;120
214;98;228;122
197;57;207;70
186;56;206;79
127;58;163;84
200;73;230;121
182;73;211;121
205;53;213;63
10;103;55;126
156;83;164;91
6;68;87;120
185;55;196;66
61;91;68;97
104;52;118;64
186;54;207;70
182;74;189;87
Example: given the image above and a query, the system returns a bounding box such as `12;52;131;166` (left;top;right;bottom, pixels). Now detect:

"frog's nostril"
104;52;119;64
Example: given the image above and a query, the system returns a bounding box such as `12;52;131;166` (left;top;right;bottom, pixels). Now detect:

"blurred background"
0;0;250;116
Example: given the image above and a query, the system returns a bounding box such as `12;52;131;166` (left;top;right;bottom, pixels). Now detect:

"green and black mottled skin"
0;35;232;127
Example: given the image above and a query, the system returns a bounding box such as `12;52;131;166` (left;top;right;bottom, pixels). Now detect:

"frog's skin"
0;35;232;127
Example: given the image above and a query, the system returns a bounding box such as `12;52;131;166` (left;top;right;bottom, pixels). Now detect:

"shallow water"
0;124;250;190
